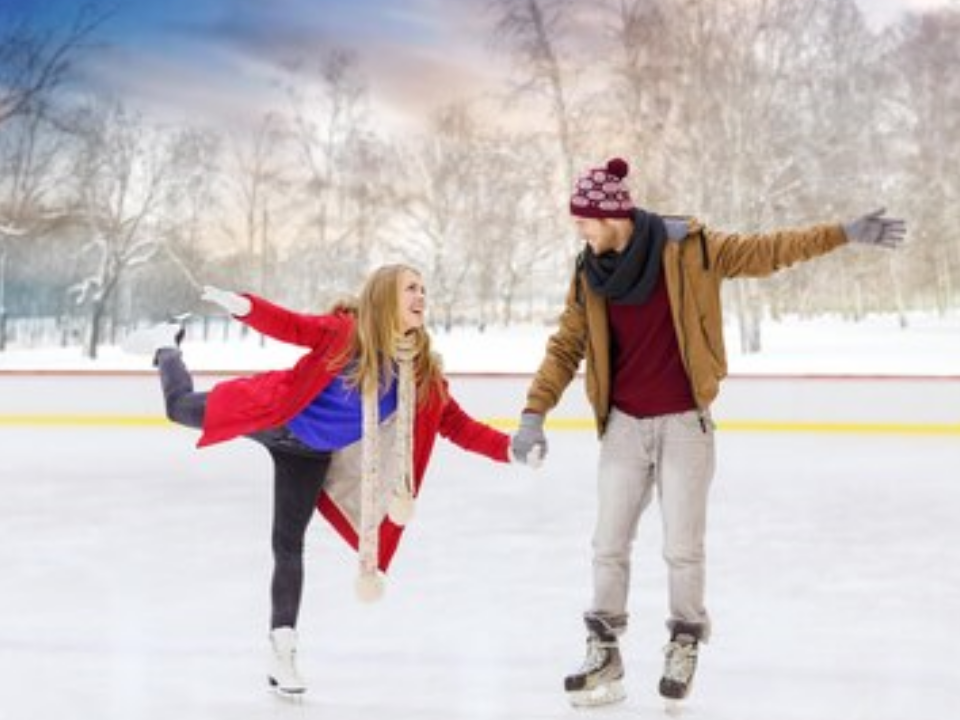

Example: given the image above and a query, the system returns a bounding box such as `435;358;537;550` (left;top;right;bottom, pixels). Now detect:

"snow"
1;312;959;375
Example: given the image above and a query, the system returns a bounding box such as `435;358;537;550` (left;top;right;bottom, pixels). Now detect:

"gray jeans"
592;408;716;640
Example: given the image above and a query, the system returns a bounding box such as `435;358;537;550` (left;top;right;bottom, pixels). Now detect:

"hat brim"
570;205;634;220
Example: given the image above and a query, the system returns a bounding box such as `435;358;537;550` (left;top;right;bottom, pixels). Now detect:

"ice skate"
564;611;627;708
659;621;701;703
121;315;188;359
267;626;306;698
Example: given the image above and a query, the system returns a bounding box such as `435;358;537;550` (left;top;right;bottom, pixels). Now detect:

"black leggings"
157;349;331;630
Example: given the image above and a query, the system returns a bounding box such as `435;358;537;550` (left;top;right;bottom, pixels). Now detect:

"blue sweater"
287;373;398;451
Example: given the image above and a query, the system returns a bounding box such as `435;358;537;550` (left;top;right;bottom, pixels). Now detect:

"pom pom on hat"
606;157;629;179
570;157;635;219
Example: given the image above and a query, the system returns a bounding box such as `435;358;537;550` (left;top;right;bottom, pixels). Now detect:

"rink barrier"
2;414;960;436
0;414;167;427
489;417;960;436
2;370;959;436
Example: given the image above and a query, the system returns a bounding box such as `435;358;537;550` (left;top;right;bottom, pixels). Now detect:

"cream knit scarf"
355;335;417;602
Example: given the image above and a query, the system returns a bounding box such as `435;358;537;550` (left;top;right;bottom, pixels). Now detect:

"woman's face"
397;268;426;333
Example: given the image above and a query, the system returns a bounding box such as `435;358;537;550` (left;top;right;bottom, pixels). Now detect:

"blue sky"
22;0;946;132
33;0;499;131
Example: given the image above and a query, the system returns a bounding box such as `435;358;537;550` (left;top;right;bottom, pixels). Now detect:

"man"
510;157;905;707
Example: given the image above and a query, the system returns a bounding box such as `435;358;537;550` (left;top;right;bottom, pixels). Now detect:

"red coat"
198;294;511;570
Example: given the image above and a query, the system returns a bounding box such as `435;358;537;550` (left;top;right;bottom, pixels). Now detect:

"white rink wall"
1;371;959;433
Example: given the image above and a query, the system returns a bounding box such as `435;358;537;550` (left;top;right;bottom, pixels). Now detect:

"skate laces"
662;636;698;682
582;636;616;673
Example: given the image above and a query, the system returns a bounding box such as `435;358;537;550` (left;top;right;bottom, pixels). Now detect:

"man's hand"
510;412;548;468
843;208;906;249
201;285;252;317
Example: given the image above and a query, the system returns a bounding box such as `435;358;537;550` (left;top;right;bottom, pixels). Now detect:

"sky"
20;0;953;134
41;0;506;132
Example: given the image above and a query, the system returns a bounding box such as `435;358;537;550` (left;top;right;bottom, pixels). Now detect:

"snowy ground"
2;375;960;720
1;312;959;375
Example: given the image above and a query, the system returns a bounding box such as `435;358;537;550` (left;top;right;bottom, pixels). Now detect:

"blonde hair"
331;264;445;404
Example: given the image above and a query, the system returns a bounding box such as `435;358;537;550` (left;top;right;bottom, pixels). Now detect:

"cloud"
76;0;955;134
71;0;514;131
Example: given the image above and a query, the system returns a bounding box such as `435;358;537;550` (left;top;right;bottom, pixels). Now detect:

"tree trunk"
85;300;105;359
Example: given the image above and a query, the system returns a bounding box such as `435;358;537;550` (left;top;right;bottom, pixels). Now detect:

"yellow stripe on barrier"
1;415;959;436
0;415;169;427
717;420;960;436
487;417;960;436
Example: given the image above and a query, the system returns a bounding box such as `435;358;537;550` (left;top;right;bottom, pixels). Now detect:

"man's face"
397;268;426;333
574;217;628;255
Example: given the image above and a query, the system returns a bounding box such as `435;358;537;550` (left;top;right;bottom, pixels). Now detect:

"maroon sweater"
608;275;696;418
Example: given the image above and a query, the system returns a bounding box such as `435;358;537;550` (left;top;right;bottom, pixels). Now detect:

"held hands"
842;208;906;249
510;412;548;468
201;285;252;317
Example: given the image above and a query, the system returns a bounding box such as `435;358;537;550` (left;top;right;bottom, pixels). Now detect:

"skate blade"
567;680;626;708
268;677;306;701
664;698;684;715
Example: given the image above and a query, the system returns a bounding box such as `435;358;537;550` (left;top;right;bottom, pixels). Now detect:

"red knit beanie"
569;157;634;219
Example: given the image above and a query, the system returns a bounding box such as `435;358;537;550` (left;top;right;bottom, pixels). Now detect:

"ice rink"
2;373;959;720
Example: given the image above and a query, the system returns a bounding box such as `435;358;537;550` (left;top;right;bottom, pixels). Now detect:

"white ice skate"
121;316;187;356
268;626;307;698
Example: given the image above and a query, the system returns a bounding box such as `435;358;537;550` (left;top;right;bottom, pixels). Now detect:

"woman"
124;264;537;697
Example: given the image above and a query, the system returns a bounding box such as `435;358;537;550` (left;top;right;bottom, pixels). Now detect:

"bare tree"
0;110;75;349
330;129;398;294
0;1;112;348
601;0;887;350
0;222;25;349
220;112;292;300
394;104;483;329
67;101;175;358
156;126;223;292
0;1;112;128
470;134;565;325
893;7;960;315
489;0;579;195
599;0;679;209
283;49;375;300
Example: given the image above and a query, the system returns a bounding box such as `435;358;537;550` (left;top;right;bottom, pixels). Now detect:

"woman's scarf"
355;335;417;601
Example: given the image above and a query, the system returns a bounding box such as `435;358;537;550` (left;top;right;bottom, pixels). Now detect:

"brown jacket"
525;218;849;435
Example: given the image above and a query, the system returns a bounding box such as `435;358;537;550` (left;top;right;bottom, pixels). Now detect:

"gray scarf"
583;209;667;305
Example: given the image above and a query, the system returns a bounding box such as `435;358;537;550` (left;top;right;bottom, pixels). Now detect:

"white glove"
201;285;251;317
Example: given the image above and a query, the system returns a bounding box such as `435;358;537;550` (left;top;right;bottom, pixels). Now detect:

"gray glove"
201;285;252;317
842;208;906;249
510;412;547;468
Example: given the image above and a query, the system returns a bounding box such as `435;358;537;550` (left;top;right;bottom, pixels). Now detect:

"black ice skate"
564;611;627;707
659;621;701;702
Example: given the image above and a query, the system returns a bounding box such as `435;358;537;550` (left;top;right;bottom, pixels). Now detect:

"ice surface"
1;375;959;720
